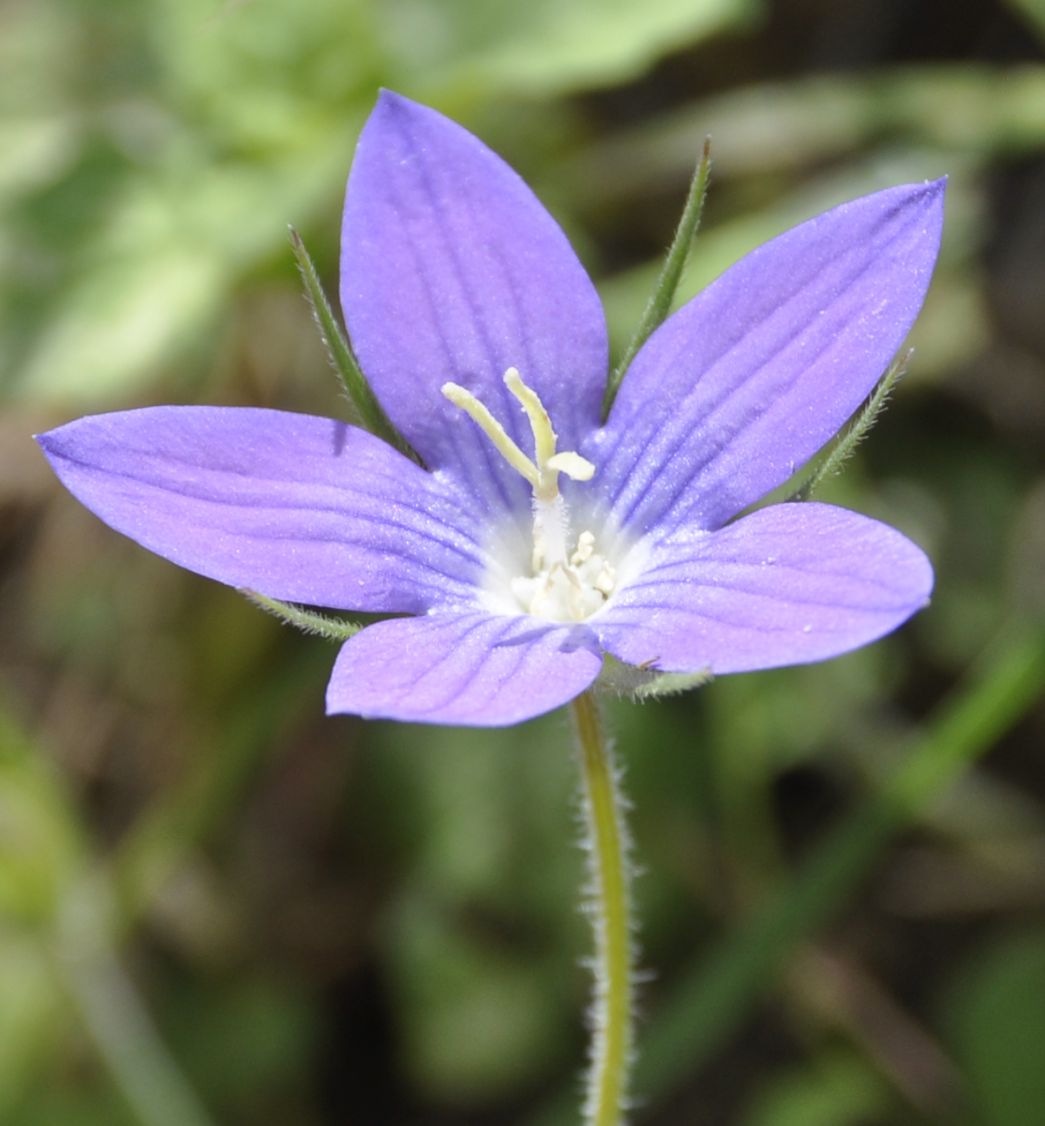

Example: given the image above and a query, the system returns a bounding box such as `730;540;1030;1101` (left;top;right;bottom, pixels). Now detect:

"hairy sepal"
242;590;364;641
597;654;714;700
289;227;419;463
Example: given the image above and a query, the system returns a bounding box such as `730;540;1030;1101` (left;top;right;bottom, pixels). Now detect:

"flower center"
442;368;617;622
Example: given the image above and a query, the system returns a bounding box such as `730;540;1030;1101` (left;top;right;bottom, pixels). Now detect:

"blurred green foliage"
1;0;756;402
4;0;1045;1123
944;929;1045;1126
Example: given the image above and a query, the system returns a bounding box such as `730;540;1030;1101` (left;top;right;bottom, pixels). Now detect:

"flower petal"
595;503;932;674
37;407;485;613
326;611;603;726
341;91;608;510
593;180;945;536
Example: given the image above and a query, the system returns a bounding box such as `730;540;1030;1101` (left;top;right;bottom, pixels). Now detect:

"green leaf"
944;930;1045;1126
0;934;65;1118
741;1050;893;1126
289;228;419;461
386;893;571;1101
4;0;761;406
9;236;224;402
0;711;83;924
604;137;712;418
999;0;1045;43
423;0;762;95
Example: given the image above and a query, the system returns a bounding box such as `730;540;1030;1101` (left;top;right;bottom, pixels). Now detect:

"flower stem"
571;690;634;1126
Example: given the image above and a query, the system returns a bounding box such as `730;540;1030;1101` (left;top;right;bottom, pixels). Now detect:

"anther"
441;381;540;489
441;369;595;502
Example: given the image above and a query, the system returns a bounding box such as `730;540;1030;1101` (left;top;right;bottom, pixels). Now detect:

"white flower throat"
442;368;617;622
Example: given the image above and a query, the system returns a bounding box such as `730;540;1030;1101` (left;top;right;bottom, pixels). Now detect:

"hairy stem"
571;690;635;1126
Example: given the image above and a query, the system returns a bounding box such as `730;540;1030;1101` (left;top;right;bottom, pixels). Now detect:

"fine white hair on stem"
571;692;641;1124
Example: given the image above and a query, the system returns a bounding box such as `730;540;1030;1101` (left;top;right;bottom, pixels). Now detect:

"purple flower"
38;92;943;727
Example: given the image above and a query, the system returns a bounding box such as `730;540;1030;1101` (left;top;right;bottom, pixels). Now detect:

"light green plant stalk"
572;690;635;1125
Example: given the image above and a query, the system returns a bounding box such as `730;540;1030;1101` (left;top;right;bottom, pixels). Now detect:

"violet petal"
341;91;608;512
37;407;484;613
595;502;933;674
326;611;603;726
593;180;945;536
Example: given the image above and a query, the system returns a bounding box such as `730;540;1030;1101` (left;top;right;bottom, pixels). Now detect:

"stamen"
442;368;619;622
441;381;540;489
504;367;556;470
572;531;595;566
441;368;595;501
549;451;595;482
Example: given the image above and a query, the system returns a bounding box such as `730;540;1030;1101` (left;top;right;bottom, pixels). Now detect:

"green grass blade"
635;627;1045;1106
54;879;219;1126
603;138;712;420
113;647;330;924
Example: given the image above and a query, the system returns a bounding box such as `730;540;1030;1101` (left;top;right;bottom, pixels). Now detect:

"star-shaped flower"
38;92;944;727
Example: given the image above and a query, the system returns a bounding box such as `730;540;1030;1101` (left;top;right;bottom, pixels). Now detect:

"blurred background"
3;0;1045;1123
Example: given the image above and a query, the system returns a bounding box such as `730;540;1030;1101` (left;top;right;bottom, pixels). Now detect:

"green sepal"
632;667;714;700
596;653;713;700
241;589;364;641
789;349;912;503
603;137;712;420
288;227;421;464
